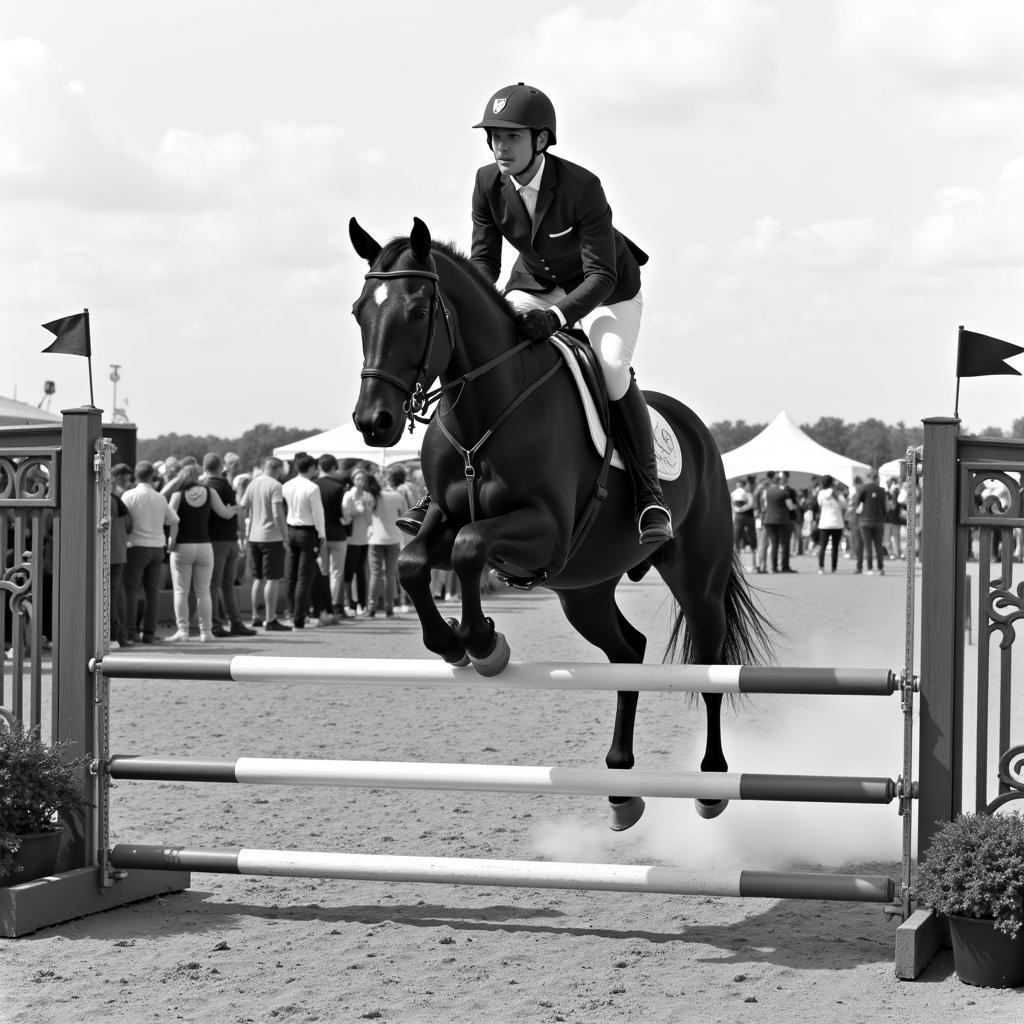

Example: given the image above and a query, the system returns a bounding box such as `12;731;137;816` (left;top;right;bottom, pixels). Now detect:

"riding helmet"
473;83;557;145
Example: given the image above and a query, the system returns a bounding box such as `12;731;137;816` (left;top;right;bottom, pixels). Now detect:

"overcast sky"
2;0;1022;438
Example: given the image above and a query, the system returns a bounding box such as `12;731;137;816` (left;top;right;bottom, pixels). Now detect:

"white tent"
273;422;421;466
720;411;871;489
0;395;62;427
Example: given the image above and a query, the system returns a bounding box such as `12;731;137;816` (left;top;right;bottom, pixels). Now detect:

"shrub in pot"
916;811;1024;987
0;716;88;885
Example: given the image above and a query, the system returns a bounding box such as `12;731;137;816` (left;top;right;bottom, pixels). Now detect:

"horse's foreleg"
397;513;466;666
449;508;559;675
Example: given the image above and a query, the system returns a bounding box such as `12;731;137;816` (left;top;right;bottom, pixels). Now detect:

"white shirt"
510;155;566;327
122;482;179;548
730;486;754;515
282;474;326;539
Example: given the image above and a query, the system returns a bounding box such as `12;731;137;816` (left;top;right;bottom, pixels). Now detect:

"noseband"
360;266;455;432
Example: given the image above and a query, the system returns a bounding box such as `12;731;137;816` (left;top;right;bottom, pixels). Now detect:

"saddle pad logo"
649;408;682;481
492;98;507;114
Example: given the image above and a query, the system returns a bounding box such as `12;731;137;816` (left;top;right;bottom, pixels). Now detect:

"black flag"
956;327;1023;379
41;311;91;357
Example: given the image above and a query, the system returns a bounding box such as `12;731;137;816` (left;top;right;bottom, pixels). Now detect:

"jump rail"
106;755;898;803
109;845;897;904
96;653;899;696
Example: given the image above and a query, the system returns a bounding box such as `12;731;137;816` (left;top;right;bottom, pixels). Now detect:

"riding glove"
515;308;560;343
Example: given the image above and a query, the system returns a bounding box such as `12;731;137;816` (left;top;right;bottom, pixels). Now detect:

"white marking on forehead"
374;282;388;306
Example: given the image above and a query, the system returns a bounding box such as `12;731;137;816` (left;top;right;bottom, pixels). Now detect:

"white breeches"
506;288;643;401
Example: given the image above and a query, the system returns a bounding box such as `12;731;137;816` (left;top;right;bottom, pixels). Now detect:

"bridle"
357;259;561;522
360;265;455;433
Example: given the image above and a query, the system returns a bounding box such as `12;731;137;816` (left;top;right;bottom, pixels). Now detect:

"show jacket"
470;154;648;327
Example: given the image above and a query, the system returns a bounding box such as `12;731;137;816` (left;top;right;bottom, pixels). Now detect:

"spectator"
122;461;179;644
164;464;238;642
201;453;256;637
761;471;798;573
847;475;864;569
779;471;800;560
816;474;847;574
342;468;373;615
242;457;291;632
855;470;888;576
363;467;410;618
730;476;757;572
885;477;905;559
281;454;327;629
315;454;351;623
751;473;770;574
109;463;134;647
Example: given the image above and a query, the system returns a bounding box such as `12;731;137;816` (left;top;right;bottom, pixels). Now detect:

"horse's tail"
664;553;775;667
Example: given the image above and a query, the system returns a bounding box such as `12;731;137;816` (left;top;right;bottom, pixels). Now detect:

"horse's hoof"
695;798;729;820
608;796;646;832
470;631;510;677
441;619;470;668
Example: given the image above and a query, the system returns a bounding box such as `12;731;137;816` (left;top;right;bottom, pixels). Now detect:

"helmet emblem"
492;98;507;114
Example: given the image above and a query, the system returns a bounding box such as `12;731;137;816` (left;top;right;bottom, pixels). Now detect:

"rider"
397;82;672;546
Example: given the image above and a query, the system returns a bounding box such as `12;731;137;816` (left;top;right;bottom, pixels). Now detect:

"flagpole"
84;307;96;407
953;324;963;419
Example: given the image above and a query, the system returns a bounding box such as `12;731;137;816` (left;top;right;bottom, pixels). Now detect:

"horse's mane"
378;236;516;325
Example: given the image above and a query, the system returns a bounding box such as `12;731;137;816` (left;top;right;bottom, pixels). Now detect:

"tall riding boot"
610;377;673;545
397;495;432;537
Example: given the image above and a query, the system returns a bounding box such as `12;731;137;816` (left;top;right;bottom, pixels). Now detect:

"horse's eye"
412;307;429;320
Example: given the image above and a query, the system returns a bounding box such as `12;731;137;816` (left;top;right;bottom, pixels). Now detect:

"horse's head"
349;217;453;447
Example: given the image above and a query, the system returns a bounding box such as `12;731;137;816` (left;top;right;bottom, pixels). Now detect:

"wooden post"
918;418;963;856
1;409;186;937
52;407;101;869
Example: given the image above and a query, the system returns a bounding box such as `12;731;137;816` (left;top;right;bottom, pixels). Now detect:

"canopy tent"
0;395;62;426
273;423;421;467
878;457;904;483
720;411;871;490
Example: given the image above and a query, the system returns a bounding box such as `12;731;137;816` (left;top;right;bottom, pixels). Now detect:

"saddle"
550;328;612;438
490;330;617;591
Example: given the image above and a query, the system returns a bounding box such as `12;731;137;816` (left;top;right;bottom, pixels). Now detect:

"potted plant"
0;715;88;886
916;811;1024;987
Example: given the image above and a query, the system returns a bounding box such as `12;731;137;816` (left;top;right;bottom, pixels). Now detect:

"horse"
349;216;773;831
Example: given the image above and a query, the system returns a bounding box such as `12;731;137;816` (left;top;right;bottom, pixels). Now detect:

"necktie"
520;185;537;220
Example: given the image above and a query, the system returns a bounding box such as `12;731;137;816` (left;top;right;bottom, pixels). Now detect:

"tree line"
137;423;322;471
138;416;1024;473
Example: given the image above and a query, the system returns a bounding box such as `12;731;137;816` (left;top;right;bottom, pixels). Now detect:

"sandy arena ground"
1;552;1019;1023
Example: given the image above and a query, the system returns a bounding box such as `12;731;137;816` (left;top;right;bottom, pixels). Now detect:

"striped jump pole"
106;755;898;804
97;653;899;696
109;846;896;904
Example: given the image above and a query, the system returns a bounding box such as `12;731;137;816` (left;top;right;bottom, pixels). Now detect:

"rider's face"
490;128;538;181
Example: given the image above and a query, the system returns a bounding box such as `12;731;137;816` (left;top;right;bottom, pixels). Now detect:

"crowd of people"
730;470;910;576
109;451;436;646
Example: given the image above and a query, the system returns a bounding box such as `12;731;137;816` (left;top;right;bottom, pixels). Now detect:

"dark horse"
349;217;772;830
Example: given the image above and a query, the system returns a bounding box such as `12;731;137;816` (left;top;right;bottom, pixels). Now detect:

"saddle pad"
549;336;683;482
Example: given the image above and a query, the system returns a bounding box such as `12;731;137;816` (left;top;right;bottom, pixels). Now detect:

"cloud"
833;1;1024;137
0;33;176;208
514;0;776;117
834;0;1024;86
904;159;1024;267
731;215;891;270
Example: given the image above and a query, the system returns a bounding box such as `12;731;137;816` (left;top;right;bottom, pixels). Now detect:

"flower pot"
0;829;62;887
948;914;1024;988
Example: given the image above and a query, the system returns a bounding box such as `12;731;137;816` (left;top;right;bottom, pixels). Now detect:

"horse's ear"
410;217;432;264
349;217;382;264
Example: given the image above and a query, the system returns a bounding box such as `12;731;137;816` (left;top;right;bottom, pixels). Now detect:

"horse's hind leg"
654;538;733;820
555;580;648;832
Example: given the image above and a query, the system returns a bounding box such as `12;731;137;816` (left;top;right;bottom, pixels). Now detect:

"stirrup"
637;503;672;545
397;495;431;537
